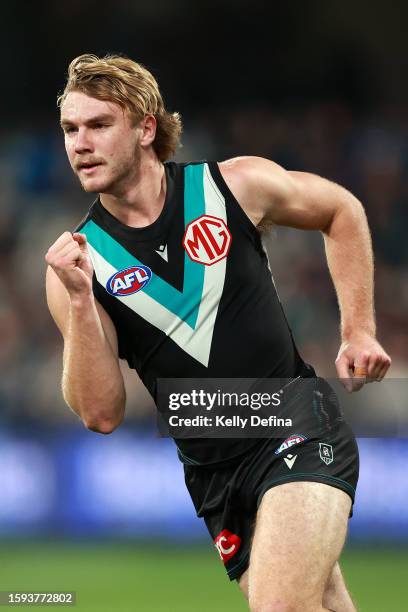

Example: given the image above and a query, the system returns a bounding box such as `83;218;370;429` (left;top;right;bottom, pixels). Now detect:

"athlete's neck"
99;154;166;228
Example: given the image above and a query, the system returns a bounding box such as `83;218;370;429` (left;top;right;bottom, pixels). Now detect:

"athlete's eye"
63;126;77;134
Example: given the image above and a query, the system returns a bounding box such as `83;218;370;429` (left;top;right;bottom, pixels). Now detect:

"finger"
72;233;88;251
351;353;370;392
335;356;352;392
46;234;76;264
58;240;82;259
376;356;392;382
368;352;392;381
46;241;81;267
54;246;84;270
45;240;78;266
367;357;383;381
47;231;75;254
350;377;366;392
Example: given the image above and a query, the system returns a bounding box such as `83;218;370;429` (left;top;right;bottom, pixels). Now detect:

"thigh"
248;481;352;611
239;561;356;612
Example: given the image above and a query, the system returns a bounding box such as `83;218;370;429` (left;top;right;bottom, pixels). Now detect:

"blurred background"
0;1;407;610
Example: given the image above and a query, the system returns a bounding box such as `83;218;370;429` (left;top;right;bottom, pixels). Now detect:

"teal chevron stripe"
184;163;205;224
82;163;206;329
182;164;206;324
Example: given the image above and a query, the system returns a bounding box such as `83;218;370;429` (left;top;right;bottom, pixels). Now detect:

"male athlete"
45;54;391;612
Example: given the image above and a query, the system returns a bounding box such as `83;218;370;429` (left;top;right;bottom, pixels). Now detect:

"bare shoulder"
218;156;296;227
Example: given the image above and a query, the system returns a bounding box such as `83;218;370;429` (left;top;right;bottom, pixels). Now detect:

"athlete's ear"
139;114;157;148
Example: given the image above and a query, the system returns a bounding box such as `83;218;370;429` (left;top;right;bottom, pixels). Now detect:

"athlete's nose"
74;127;93;154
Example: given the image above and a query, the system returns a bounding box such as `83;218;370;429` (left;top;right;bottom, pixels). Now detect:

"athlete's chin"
79;176;113;194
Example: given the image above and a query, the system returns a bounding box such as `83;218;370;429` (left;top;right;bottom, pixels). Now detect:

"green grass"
0;543;406;611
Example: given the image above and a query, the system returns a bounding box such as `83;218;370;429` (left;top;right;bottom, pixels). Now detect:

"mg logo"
183;214;232;265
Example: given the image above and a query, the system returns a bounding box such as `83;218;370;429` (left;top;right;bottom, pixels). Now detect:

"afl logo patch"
274;434;307;455
106;265;152;296
183;214;232;265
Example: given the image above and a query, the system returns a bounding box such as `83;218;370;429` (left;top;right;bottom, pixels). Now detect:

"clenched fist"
335;331;392;392
45;232;94;298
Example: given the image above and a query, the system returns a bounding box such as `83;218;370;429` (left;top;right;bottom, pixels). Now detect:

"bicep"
274;171;341;231
257;168;341;231
45;266;119;357
220;157;346;232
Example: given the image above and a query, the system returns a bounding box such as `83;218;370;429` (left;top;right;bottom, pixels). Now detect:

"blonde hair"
57;53;182;161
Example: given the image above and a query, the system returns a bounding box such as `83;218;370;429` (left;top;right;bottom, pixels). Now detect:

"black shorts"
184;404;359;581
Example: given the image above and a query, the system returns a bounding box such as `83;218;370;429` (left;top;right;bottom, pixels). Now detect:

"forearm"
63;296;126;432
322;196;375;340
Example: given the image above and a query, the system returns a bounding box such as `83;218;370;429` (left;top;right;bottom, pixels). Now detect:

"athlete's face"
60;91;145;194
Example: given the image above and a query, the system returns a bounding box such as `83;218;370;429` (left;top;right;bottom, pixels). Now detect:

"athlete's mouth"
77;161;104;172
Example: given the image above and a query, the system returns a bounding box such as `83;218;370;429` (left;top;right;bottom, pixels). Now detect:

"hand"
45;232;94;299
335;332;392;392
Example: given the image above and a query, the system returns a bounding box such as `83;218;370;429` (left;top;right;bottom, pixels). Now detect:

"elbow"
83;411;124;435
62;389;126;434
84;421;119;435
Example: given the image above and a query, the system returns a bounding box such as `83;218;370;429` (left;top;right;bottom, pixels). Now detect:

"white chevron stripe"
87;164;228;367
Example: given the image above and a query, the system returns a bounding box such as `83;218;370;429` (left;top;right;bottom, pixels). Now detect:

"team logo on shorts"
106;265;152;296
319;443;334;465
214;529;241;563
183;214;232;265
274;434;307;455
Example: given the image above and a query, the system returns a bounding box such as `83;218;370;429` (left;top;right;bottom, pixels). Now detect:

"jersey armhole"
207;161;262;238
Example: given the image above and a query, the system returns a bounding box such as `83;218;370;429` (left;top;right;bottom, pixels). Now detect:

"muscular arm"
276;170;375;341
219;156;391;389
45;233;126;433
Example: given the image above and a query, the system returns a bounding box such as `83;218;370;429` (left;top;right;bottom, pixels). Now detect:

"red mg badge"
183;215;232;265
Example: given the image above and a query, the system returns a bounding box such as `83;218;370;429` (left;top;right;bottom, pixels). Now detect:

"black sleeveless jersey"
76;161;315;465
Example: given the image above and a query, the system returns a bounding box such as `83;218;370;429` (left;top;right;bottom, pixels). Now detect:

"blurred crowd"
0;100;407;426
